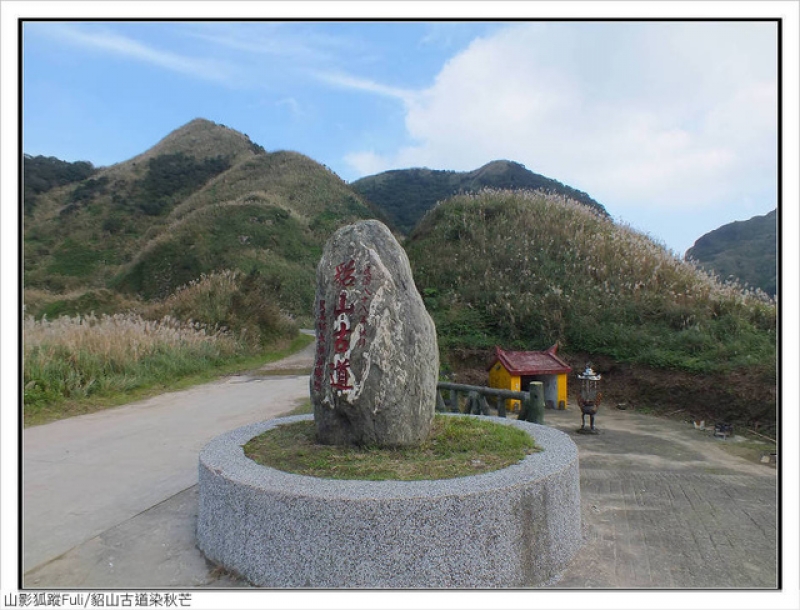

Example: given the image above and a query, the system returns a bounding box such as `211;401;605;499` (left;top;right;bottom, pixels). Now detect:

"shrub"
45;239;102;278
23;313;241;410
144;269;297;347
23;155;96;215
133;152;232;216
406;189;776;375
70;176;110;203
24;288;141;320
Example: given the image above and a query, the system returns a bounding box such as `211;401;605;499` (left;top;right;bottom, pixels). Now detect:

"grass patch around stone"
243;414;539;481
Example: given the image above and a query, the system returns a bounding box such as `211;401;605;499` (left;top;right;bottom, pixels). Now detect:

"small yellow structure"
487;345;572;411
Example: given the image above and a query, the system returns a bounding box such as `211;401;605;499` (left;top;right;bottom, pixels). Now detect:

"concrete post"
520;382;545;424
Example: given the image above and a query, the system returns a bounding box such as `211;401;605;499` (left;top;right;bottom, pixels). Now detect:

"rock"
310;220;439;446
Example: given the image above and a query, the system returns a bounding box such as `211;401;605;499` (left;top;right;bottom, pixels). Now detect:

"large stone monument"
310;220;438;446
197;219;583;588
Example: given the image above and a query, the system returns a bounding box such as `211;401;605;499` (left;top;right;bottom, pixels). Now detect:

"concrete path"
23;364;312;577
543;407;777;589
23;352;777;589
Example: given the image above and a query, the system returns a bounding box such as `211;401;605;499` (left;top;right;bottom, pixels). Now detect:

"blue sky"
20;17;780;256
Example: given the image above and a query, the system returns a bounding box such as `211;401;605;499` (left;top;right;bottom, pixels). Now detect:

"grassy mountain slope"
351;160;608;235
406;189;776;424
23;155;97;216
24;119;383;318
23;122;776;427
685;209;777;297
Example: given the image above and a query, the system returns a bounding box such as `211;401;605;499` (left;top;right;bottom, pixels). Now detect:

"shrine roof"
488;345;572;376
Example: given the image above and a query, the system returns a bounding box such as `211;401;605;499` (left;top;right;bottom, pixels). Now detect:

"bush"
144;269;297;347
131;152;232;216
23;155;96;215
45;239;101;278
70;176;110;203
25;288;141;320
23;312;242;411
406;189;776;376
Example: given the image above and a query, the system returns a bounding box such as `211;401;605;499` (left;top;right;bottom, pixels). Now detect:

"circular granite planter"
197;414;581;588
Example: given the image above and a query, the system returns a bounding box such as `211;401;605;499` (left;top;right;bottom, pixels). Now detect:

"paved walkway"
23;353;777;589
542;408;776;588
22;374;310;578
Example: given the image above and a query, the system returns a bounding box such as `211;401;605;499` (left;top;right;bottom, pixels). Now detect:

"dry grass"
24;312;237;359
143;269;298;346
408;189;776;374
23;312;244;422
23;287;86;314
144;270;240;329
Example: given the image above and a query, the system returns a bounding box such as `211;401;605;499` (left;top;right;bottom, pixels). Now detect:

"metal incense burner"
577;366;602;434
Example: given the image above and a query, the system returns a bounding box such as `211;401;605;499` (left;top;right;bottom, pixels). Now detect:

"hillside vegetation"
351;160;607;235
23;155;97;216
686;209;777;297
24;119;383;320
406;190;776;425
22;269;311;425
23;120;776;428
23;119;381;420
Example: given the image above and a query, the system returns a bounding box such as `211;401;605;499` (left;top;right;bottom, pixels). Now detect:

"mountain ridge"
23;118;383;315
685;209;776;297
118;118;264;169
22;119;776;427
350;159;608;235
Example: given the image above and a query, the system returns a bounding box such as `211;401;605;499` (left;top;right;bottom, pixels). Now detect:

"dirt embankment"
446;348;777;433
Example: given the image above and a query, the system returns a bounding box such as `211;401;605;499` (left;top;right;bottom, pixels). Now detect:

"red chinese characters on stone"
330;354;353;393
356;292;370;348
334;291;354;317
333;290;353;354
334;259;356;287
333;315;350;353
329;260;357;395
325;260;378;394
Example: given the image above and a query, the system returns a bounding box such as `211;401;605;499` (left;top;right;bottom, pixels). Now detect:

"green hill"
22;122;776;427
350;160;608;235
23;118;384;319
23;155;98;216
405;189;776;425
685;209;777;297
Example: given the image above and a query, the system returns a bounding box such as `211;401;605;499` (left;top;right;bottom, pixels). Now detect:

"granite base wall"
196;414;581;588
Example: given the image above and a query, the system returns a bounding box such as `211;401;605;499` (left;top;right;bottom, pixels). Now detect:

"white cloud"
344;150;390;177
185;23;353;64
343;22;778;215
275;97;306;119
43;24;234;83
312;70;418;104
